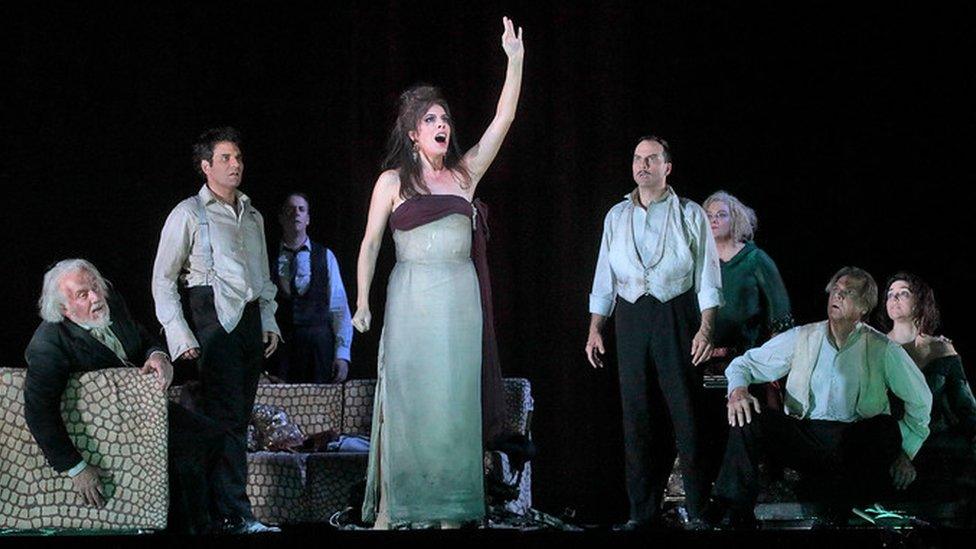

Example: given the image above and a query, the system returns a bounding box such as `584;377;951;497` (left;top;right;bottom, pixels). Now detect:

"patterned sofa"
170;378;535;525
0;368;533;531
0;368;168;531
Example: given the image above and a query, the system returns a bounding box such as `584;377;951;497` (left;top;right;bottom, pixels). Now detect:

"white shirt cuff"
66;460;87;477
589;295;615;317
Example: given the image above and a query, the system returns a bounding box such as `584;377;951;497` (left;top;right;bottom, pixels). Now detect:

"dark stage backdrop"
5;1;973;523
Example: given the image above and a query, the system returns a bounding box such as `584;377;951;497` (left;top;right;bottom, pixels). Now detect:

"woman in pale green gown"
352;17;524;528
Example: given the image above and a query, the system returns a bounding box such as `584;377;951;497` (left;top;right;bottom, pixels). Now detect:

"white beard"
79;305;112;330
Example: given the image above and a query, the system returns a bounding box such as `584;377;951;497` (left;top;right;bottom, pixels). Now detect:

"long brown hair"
876;271;942;334
382;85;471;200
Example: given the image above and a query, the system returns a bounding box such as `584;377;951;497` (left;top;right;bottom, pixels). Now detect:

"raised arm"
462;16;524;190
352;170;399;333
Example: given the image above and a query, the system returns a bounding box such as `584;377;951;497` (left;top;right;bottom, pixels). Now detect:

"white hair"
38;259;109;323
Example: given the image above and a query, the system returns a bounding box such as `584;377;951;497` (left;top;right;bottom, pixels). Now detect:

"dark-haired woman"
352;17;523;528
882;273;976;446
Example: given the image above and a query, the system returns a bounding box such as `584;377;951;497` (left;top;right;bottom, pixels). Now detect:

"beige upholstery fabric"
254;383;343;435
0;368;168;530
341;380;376;436
498;378;534;513
167;378;534;524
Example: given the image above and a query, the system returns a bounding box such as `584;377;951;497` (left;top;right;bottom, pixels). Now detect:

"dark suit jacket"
24;288;164;472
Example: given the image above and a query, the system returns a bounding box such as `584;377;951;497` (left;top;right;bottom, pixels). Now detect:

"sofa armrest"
1;367;168;530
503;378;534;436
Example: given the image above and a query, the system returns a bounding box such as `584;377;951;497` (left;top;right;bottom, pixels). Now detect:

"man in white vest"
711;266;932;526
586;135;723;530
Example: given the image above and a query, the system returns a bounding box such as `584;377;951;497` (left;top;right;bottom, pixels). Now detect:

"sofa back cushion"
0;368;168;530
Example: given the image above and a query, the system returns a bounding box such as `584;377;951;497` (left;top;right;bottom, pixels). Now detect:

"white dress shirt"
589;187;723;317
152;185;279;359
277;237;354;362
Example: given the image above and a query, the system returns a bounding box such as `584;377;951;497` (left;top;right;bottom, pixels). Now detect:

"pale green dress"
362;213;485;524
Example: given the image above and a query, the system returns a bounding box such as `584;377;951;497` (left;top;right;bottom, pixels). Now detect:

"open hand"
585;330;605;369
727;386;761;427
263;332;280;358
72;464;107;508
690;328;714;365
501;16;524;61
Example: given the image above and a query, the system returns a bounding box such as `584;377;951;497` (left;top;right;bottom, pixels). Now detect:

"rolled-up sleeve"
589;210;617;317
151;206;199;358
725;328;797;396
884;344;932;459
689;206;723;312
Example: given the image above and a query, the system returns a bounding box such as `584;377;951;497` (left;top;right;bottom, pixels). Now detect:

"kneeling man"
712;266;932;524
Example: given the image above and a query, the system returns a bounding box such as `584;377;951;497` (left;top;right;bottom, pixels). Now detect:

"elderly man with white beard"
708;267;933;527
24;259;227;533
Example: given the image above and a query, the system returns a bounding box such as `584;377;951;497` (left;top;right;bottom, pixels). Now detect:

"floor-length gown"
362;196;486;525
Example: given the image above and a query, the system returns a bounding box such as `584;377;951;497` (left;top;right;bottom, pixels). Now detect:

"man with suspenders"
152;126;281;534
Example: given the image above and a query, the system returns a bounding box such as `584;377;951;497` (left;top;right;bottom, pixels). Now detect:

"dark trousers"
614;290;710;520
187;287;264;522
166;401;226;533
712;409;903;511
275;323;335;383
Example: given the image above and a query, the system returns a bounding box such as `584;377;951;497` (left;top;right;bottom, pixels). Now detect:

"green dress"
713;241;793;352
923;355;976;438
362;213;485;524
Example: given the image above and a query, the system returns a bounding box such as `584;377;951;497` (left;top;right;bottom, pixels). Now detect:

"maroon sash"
389;194;505;445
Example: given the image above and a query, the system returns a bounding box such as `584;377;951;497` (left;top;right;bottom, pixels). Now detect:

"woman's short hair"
38;259;107;323
703;191;758;243
824;266;878;318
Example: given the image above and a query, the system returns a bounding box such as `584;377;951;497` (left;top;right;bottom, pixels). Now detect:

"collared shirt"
277;237;354;362
152;185;279;359
589;186;723;316
726;324;870;419
806;333;861;422
87;323;129;364
76;319;169;365
725;322;932;457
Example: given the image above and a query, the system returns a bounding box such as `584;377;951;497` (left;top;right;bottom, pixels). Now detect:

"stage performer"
586;135;723;530
710;267;931;527
703;190;792;411
352;16;524;529
273;192;352;384
703;190;792;363
881;272;975;448
25;259;226;533
152;127;281;534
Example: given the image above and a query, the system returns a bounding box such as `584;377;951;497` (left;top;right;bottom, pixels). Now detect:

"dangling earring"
411;141;419;162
